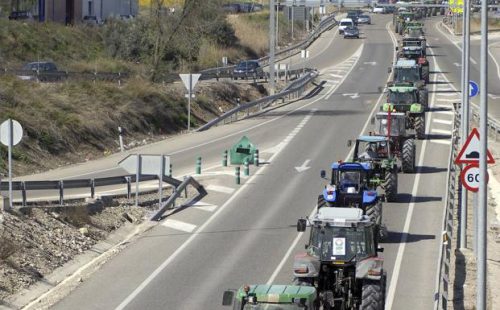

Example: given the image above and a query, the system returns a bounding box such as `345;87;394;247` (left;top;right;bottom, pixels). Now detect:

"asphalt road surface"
21;13;462;310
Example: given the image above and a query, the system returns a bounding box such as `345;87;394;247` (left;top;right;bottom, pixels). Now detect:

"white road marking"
433;119;453;125
329;73;344;78
191;201;218;212
431;139;452;145
436;98;457;102
325;46;364;100
267;20;398;286
161;219;197;233
437;92;459;97
488;41;500;82
206;185;235;194
488;93;500;100
432;128;452;135
295;159;311;173
364;61;377;66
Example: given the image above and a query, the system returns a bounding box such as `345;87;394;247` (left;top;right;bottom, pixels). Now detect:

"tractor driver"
340;171;360;193
377;142;388;157
359;143;377;160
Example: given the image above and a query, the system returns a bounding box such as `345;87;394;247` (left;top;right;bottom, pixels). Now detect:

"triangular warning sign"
455;128;495;164
179;73;201;91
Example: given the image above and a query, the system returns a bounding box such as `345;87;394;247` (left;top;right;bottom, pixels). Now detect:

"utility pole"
460;0;470;250
477;0;488;307
269;0;276;95
276;1;279;48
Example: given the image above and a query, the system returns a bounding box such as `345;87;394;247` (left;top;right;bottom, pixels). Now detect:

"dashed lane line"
161;219;197;233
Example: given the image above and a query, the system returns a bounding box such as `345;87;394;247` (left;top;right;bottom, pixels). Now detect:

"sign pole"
269;0;276;95
477;0;488;305
135;154;141;208
188;73;192;131
8;119;13;209
460;0;470;250
159;155;165;208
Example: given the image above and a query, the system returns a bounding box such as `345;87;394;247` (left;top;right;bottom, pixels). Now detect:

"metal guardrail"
199;13;338;77
196;69;319;131
0;174;203;208
470;105;500;140
1;69;128;83
436;101;460;310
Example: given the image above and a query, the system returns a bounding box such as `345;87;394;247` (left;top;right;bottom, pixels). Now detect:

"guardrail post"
118;72;121;86
59;180;64;206
125;176;131;200
90;178;95;199
21;181;26;207
196;156;202;174
184;176;188;198
254;149;259;167
223;150;228;167
168;163;173;177
235;166;241;185
244;159;249;176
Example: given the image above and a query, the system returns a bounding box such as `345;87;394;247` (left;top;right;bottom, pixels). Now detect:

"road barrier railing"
470;105;500;140
197;69;319;131
0;173;206;212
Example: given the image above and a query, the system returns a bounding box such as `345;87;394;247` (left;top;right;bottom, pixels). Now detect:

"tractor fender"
410;103;423;113
363;191;378;205
293;252;321;278
323;188;337;203
356;257;384;280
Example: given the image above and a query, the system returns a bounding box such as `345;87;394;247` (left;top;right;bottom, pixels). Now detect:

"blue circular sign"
469;81;479;97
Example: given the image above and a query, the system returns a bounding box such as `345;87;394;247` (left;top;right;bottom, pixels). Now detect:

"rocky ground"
0;197;149;303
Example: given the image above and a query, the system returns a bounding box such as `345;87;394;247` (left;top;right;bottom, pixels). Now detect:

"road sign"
119;154;170;176
469;80;479;97
455;128;495;164
179;74;201;92
0;119;23;146
461;164;489;192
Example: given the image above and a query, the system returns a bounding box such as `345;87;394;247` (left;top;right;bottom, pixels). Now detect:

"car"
82;15;103;25
338;18;354;34
8;10;34;21
232;60;264;80
343;26;360;39
358;14;371;24
18;61;58;81
372;6;385;13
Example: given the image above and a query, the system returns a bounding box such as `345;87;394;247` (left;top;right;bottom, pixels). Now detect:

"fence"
0;173;206;220
196;69;319;131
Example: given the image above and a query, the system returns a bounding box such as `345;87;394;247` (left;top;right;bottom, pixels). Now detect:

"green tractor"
294;207;386;310
223;285;319;309
390;58;429;94
351;136;399;202
382;86;426;139
394;11;416;35
374;112;416;173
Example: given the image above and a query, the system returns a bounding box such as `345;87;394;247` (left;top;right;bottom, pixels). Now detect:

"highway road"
9;13;465;310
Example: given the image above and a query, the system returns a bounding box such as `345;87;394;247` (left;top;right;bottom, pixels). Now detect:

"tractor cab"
375;112;407;138
391;59;428;84
222;284;318;310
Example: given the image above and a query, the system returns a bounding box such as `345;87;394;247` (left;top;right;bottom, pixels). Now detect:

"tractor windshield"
356;141;390;160
393;67;420;82
377;117;403;136
388;91;416;104
402;40;421;47
308;226;375;262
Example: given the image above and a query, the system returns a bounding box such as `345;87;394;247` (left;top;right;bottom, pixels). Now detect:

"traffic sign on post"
179;73;201;131
469;80;479;97
0;119;23;210
455;128;495;164
461;164;489;192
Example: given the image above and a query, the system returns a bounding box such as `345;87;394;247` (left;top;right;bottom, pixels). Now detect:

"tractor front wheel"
384;170;398;202
415;115;426;139
360;279;385;310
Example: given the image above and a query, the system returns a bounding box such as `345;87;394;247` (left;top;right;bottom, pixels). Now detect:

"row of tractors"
222;8;432;310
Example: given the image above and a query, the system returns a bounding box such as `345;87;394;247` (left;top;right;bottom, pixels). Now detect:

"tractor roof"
395;59;417;67
236;285;316;303
316;207;365;223
357;135;388;143
388;86;417;92
331;162;372;171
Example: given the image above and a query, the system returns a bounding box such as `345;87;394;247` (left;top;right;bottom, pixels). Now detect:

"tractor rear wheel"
384;170;398;202
402;139;416;173
415;115;426;139
360;279;385;310
418;89;429;109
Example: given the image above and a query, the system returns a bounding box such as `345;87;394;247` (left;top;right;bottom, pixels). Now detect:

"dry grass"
196;39;245;68
228;12;269;57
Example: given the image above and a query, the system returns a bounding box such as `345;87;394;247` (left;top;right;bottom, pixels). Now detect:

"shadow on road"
382;231;436;244
397;193;443;203
430;71;450;74
428;106;452;112
426;133;452;140
428;80;452;85
416;166;448;174
429;90;460;94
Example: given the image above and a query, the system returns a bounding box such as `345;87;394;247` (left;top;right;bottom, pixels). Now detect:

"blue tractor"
319;162;386;239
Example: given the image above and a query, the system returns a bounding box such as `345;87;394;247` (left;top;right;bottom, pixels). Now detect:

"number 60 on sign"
460;164;489;192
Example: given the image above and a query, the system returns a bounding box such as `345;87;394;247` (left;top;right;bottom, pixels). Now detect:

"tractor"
394;11;416;35
317;162;384;233
222;284;319;309
351;136;399;202
382;86;426;139
374;112;416;173
294;207;386;310
389;59;429;95
397;45;429;80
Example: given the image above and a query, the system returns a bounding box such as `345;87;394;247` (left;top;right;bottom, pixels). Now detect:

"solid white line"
433;119;453;125
430;139;452;145
489;41;500;83
432;128;452;135
206;185;235;194
161;219;197;233
267;20;398;286
114;101;324;310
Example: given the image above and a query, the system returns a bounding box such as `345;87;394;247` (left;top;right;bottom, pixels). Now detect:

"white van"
338;18;354;34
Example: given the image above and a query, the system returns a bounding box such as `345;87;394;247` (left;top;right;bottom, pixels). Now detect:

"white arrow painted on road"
295;159;311;173
343;93;360;99
363;61;377;66
488;93;500;99
453;62;461;67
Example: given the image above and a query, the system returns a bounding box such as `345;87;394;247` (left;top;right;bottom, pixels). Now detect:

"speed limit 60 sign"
461;164;489;192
